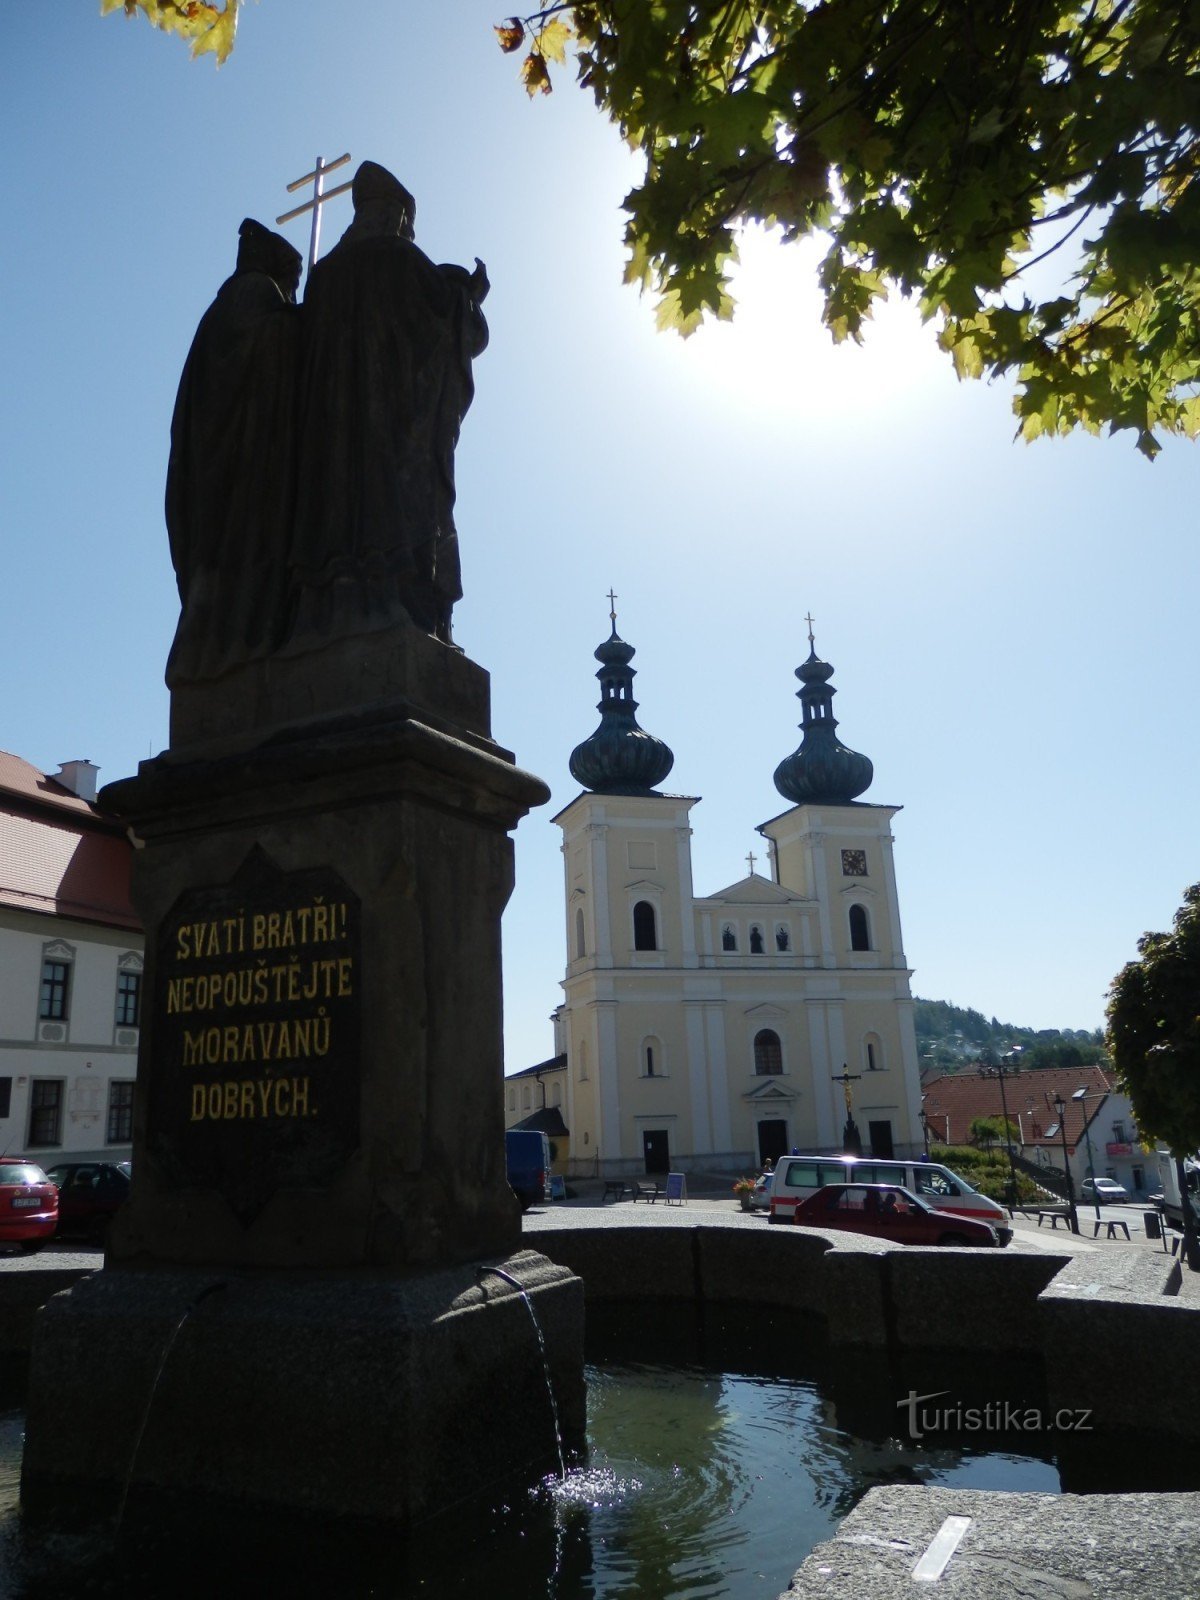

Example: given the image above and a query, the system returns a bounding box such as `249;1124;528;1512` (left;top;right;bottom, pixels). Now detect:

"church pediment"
744;1003;788;1021
742;1080;800;1104
700;875;810;906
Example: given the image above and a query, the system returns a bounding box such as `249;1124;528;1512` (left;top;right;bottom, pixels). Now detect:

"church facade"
507;616;924;1180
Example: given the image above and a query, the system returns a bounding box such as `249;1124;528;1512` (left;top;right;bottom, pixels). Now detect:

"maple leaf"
521;49;552;97
494;17;525;54
535;16;572;64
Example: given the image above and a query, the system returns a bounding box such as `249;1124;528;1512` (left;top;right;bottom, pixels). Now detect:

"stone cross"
277;152;353;271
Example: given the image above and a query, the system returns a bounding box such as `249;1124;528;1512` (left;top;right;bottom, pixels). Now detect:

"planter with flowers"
733;1177;755;1212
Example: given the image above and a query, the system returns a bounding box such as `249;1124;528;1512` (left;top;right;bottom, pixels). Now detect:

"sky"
3;3;1198;1072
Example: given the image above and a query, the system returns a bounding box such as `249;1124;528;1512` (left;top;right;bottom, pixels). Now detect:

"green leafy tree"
969;1114;1017;1150
1107;885;1200;1152
101;0;237;63
107;0;1200;454
1107;883;1200;1266
496;1;1200;456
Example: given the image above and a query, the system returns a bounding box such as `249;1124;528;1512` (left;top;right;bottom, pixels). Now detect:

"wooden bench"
631;1182;660;1204
1091;1216;1131;1240
1037;1210;1069;1229
602;1180;632;1203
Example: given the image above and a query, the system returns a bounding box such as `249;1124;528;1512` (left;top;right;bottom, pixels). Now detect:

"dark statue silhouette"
165;161;489;685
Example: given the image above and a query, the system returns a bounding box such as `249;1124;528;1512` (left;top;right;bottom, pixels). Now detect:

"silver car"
1081;1177;1129;1204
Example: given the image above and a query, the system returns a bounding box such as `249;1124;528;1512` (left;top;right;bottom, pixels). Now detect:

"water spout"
115;1280;227;1532
477;1265;565;1480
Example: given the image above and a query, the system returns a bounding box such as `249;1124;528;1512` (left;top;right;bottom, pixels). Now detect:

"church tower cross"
277;152;353;271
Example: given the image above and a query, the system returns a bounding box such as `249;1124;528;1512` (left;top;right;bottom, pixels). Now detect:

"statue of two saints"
165;161;489;687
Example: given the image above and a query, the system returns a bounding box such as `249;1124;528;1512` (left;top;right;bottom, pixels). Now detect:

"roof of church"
0;750;138;931
507;1053;567;1081
698;873;812;905
511;1105;570;1137
773;627;874;806
568;612;675;796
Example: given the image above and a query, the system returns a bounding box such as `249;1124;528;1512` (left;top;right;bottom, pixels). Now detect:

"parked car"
767;1153;1012;1243
791;1183;1001;1247
0;1160;59;1254
1080;1176;1130;1205
749;1173;773;1212
44;1161;131;1241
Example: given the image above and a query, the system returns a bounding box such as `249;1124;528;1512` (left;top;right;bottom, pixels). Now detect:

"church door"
757;1119;788;1166
868;1120;895;1160
642;1129;670;1175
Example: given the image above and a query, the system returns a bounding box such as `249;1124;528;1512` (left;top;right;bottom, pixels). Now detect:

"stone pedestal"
23;623;583;1527
22;1250;585;1524
102;626;547;1272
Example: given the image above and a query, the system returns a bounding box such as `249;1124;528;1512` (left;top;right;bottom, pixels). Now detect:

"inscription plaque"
151;848;361;1220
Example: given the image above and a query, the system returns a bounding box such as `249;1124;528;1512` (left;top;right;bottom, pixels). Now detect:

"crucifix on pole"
277;152;353;272
831;1064;863;1156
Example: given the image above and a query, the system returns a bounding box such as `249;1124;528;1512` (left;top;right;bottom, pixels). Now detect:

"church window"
578;1041;588;1081
641;1036;665;1077
522;1085;532;1110
749;925;765;955
722;923;737;952
551;1083;562;1108
575;908;586;959
849;904;871;951
754;1029;783;1076
865;1034;884;1071
633;900;658;951
775;924;790;952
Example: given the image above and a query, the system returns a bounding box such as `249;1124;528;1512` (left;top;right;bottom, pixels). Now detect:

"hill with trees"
915;997;1106;1075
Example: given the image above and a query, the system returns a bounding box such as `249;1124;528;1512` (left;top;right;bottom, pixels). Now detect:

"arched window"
551;1082;562;1107
775;924;790;952
522;1084;532;1109
722;923;737;952
646;1045;655;1076
849;904;871;951
578;1040;588;1081
575;907;586;959
633;900;658;951
865;1034;884;1072
749;925;765;954
754;1029;783;1076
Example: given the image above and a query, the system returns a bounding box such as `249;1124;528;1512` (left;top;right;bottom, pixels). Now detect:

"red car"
0;1160;59;1253
792;1183;1000;1247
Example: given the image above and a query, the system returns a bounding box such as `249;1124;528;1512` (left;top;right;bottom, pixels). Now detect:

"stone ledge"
784;1485;1200;1599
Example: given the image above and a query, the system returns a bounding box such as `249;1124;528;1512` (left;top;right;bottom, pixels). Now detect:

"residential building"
0;751;142;1164
920;1063;1149;1197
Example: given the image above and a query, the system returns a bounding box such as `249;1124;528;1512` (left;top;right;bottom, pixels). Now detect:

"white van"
768;1154;1011;1245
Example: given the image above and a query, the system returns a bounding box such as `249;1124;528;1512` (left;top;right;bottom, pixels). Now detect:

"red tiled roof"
0;750;138;931
920;1064;1117;1155
0;751;97;818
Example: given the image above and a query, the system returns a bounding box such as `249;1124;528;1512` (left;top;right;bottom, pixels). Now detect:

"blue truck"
505;1129;552;1211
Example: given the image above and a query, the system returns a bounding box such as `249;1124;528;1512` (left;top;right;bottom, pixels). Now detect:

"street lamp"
1072;1086;1104;1229
1052;1093;1079;1235
995;1057;1021;1209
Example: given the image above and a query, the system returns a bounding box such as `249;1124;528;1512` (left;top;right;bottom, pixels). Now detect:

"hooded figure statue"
165;219;302;686
286;161;489;648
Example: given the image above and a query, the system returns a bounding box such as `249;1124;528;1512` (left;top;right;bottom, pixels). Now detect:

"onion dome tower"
773;617;873;804
569;595;674;796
